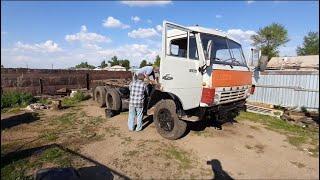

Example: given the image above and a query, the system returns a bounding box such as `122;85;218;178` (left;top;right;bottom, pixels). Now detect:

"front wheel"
153;100;186;140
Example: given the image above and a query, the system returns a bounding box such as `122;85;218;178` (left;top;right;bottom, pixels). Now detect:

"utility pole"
51;64;53;70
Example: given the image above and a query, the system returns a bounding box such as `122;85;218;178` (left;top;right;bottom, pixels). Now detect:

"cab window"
170;38;187;57
169;35;198;60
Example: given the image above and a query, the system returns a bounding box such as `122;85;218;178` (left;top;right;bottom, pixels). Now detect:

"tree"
100;60;108;68
119;59;130;71
296;32;319;56
251;23;289;61
108;56;120;66
75;61;95;69
140;60;147;68
154;55;161;67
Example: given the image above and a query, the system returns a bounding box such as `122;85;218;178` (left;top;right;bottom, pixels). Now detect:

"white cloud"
14;40;62;53
215;14;222;18
128;28;159;38
147;19;152;24
226;29;257;44
98;44;159;65
121;1;171;7
247;1;255;4
102;16;130;29
131;16;141;23
84;43;102;50
14;55;31;61
65;25;110;43
156;25;162;32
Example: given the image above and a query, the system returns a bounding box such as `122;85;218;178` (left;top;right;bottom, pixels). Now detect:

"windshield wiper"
220;58;236;68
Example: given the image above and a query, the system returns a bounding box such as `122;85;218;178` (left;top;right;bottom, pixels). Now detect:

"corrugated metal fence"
248;70;319;110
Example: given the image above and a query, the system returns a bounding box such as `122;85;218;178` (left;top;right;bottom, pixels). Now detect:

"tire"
105;89;121;111
94;86;106;107
153;99;187;140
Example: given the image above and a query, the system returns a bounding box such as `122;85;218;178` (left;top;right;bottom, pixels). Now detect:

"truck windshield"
200;34;247;67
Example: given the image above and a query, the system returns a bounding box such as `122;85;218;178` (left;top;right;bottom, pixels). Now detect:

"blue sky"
1;1;319;69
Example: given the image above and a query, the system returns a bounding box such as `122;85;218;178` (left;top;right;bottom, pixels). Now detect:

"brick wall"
1;68;132;95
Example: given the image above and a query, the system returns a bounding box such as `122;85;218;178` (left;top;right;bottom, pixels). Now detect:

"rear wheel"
105;89;121;111
94;86;106;107
153;100;186;140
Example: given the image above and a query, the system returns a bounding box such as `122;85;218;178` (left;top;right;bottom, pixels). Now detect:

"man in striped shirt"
128;73;148;131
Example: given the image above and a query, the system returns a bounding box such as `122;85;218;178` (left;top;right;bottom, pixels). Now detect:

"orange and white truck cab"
147;21;255;139
158;21;254;109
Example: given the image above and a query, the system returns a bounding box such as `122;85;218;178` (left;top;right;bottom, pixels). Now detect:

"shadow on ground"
1;112;40;130
1;143;129;180
207;159;234;180
181;115;238;138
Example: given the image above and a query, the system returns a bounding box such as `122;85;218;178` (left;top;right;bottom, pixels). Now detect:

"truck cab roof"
166;24;241;45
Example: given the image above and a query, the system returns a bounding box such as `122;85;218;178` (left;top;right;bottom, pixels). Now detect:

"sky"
1;1;319;69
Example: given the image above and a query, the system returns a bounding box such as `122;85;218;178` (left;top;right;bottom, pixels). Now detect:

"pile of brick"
281;110;318;127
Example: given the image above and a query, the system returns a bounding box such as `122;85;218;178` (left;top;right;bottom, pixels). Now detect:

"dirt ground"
1;99;319;179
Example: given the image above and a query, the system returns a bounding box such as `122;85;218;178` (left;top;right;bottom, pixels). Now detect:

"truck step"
245;103;283;118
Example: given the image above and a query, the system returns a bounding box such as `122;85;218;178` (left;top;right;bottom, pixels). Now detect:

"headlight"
213;94;220;104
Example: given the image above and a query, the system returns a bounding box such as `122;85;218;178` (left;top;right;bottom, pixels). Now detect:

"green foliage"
100;60;108;68
297;32;319;55
107;56;130;70
40;132;59;141
61;91;89;107
164;146;192;169
236;111;319;155
108;56;120;66
154;55;161;67
300;106;308;114
37;98;51;105
1;147;70;180
251;23;289;61
120;59;130;70
75;61;95;69
39;147;71;167
1;91;35;109
140;60;147;68
140;60;153;68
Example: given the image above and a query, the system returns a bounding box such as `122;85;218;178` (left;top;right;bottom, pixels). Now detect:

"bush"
1;91;36;109
72;91;88;102
61;91;90;107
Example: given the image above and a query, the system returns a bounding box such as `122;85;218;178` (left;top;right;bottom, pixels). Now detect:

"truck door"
160;22;203;110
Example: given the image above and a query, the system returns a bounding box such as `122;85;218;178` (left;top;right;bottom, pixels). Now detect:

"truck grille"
219;89;246;104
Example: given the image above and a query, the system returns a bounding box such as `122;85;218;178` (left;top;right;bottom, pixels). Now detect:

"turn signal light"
201;88;215;105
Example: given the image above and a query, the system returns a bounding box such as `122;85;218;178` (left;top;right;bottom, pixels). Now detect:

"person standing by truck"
134;65;159;84
128;73;148;131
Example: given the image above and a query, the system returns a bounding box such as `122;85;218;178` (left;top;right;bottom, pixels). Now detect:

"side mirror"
249;48;261;68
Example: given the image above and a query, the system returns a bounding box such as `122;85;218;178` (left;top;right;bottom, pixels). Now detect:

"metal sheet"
248;71;319;110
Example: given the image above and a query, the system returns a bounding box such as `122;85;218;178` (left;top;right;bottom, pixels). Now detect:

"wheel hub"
158;109;174;131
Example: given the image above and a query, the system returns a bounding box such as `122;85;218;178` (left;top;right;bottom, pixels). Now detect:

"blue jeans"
128;106;144;131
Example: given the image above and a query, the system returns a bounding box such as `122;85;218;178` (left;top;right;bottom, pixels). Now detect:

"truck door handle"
162;74;173;80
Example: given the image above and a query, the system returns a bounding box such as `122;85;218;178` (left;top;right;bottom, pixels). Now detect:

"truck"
92;21;257;140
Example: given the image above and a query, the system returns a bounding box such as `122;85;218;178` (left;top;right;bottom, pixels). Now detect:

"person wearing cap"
128;73;148;131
